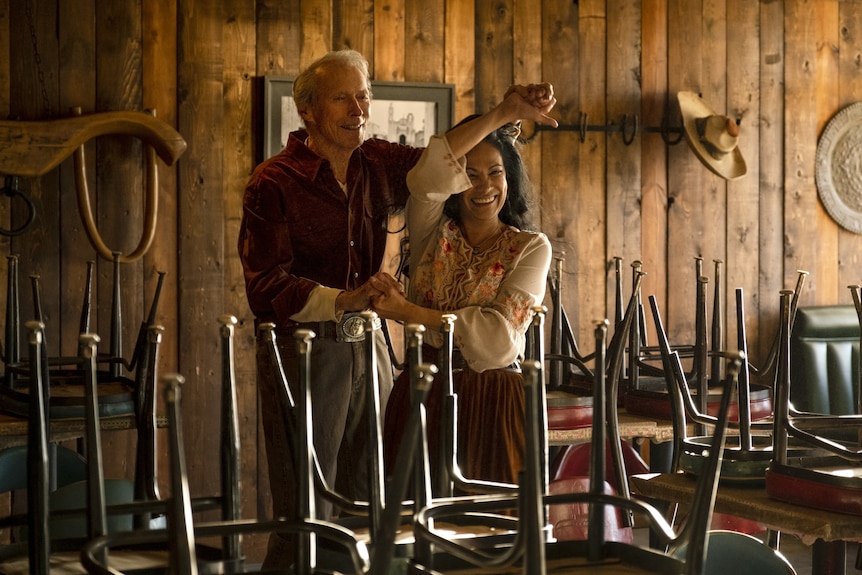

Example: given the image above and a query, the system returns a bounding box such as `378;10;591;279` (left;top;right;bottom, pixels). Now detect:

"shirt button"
349;240;355;247
353;272;359;278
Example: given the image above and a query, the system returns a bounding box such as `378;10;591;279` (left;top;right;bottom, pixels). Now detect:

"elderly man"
239;49;422;568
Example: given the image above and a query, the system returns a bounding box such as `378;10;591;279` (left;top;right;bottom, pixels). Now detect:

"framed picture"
263;76;455;159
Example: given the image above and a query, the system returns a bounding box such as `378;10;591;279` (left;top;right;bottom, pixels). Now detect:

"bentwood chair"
408;315;751;574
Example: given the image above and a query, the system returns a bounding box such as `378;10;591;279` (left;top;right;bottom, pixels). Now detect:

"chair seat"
546;390;593;430
551;439;649;481
678;435;816;484
0;377;136;420
0;548;169;575
547;478;633;543
624;384;773;422
415;539;687;574
766;460;862;516
671;530;796;575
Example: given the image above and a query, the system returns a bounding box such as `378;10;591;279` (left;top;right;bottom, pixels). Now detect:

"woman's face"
460;141;507;225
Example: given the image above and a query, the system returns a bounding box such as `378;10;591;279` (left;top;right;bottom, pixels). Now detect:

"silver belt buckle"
336;312;381;343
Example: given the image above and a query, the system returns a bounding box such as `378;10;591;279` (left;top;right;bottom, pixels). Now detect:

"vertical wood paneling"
475;0;513;112
143;0;180;372
639;0;668;335
177;0;225;500
256;1;301;75
725;0;761;361
0;0;7;118
837;2;862;293
57;0;97;361
335;0;374;56
701;0;727;283
300;0;332;69
374;0;406;81
405;0;444;83
576;0;607;339
223;0;262;555
784;0;819;304
666;0;703;345
814;1;840;305
541;0;579;336
12;0;60;360
757;0;785;363
513;0;542;219
605;0;642;312
96;0;144;480
445;0;475;121
142;0;179;498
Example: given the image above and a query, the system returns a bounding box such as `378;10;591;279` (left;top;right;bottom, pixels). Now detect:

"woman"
371;86;556;486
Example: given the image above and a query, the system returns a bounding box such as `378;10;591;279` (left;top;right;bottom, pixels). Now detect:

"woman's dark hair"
443;114;535;231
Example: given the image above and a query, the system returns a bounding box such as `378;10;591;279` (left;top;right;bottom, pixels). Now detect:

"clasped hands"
336;272;407;320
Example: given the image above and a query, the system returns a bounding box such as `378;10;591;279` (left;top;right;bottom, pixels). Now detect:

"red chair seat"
546;390;593;430
766;461;862;516
547;477;633;543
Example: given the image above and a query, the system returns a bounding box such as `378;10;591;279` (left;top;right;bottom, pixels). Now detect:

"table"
630;472;862;575
0;411;167;450
547;412;677;446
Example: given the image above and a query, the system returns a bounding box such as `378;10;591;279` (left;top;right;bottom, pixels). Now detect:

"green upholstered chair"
789;304;859;415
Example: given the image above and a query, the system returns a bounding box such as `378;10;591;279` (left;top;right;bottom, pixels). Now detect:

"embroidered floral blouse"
405;135;552;372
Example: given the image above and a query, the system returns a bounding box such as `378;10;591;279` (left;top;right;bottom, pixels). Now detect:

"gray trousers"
256;328;393;570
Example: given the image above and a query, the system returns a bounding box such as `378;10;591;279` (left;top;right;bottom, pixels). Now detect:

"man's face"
300;64;371;154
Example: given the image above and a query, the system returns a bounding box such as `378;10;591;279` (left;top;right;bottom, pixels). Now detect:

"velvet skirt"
383;346;526;489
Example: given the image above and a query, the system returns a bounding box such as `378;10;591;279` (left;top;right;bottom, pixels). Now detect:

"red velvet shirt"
238;129;423;325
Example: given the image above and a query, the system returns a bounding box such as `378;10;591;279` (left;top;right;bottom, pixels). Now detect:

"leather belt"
293;312;382;343
293;321;340;340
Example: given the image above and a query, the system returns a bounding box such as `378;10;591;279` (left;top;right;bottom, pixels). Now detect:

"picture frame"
262;76;455;159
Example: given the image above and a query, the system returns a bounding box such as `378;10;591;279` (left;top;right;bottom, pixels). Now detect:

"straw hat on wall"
678;91;747;181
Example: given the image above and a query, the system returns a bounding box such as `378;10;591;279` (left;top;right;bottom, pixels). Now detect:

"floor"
774;533;860;575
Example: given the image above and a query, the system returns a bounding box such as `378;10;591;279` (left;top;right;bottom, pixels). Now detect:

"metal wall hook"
0;175;37;237
521;110;684;146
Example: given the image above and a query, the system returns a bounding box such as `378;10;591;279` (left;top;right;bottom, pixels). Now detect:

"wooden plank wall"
2;0;862;561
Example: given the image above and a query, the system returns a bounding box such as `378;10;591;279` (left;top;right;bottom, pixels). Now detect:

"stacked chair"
0;254;165;422
0;314;244;574
82;313;435;575
407;309;789;574
624;259;799;430
544;256;650;510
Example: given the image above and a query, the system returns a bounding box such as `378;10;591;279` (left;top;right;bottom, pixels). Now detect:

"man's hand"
367;273;408;320
335;272;403;313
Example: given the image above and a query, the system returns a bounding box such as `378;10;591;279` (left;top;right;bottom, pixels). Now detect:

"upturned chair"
408;316;762;574
0;315;243;574
544;261;650;509
83;316;435;575
255;315;447;572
